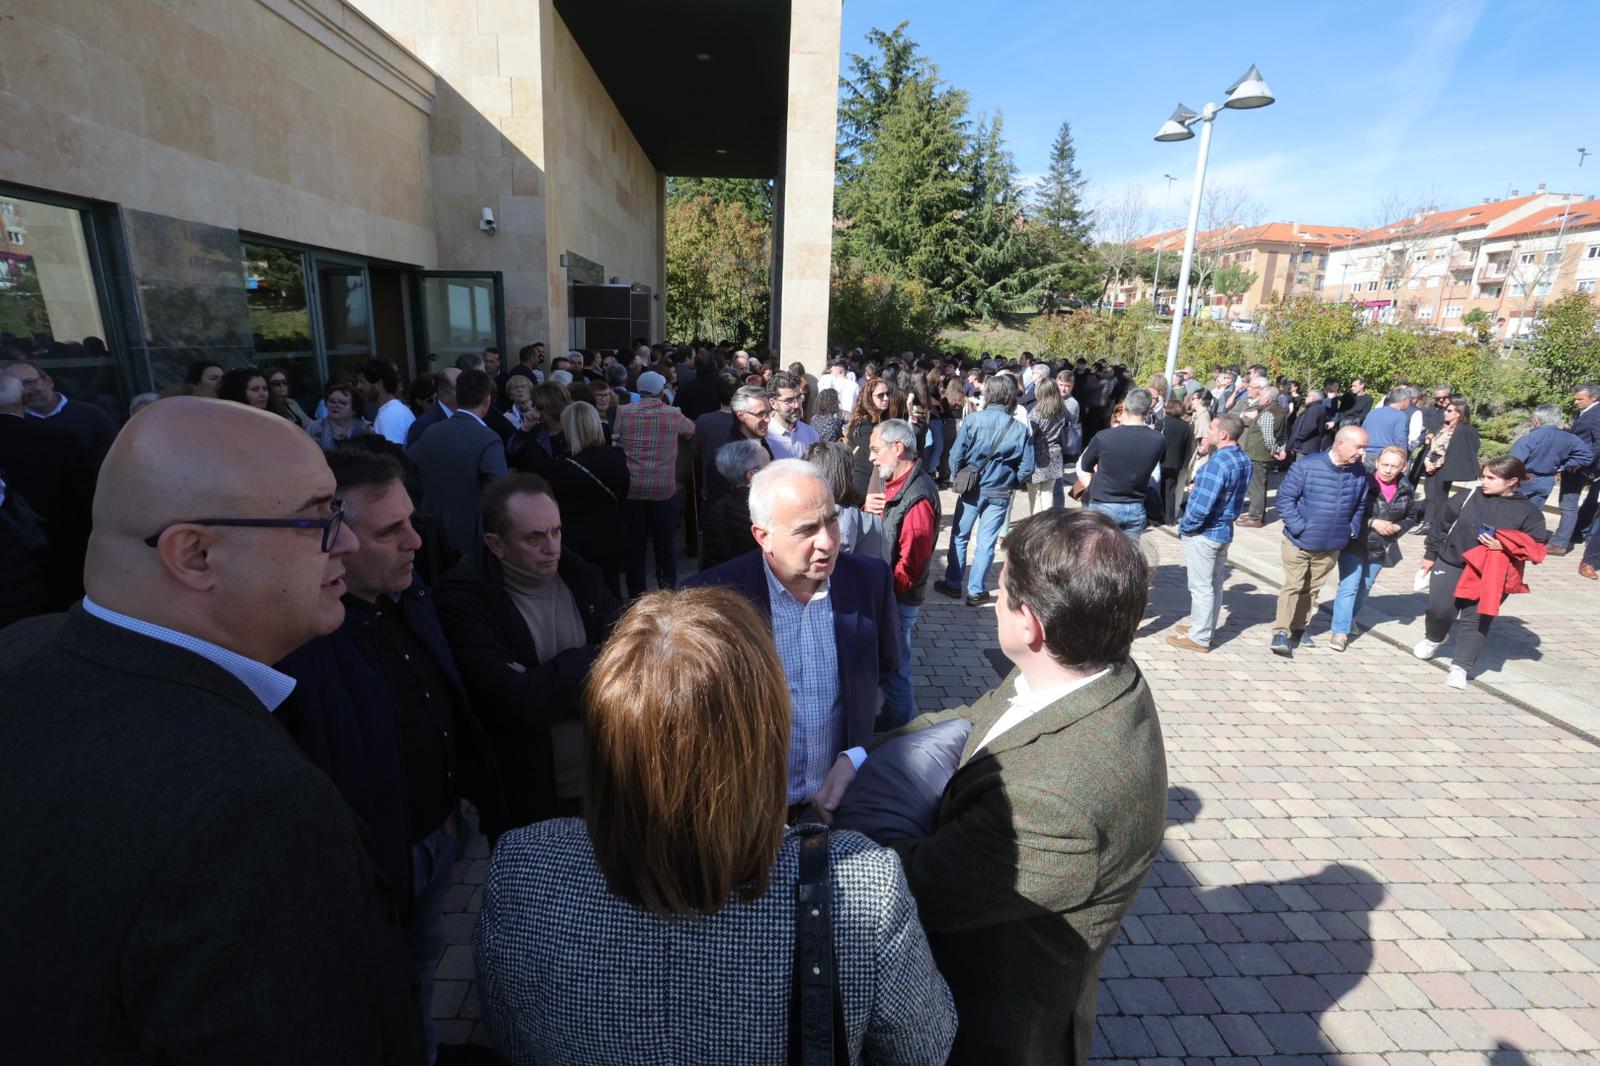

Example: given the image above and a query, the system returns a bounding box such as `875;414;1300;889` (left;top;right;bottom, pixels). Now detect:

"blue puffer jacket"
948;406;1036;497
1276;451;1370;551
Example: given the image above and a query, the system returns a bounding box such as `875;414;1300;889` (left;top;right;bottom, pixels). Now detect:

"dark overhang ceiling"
552;0;792;179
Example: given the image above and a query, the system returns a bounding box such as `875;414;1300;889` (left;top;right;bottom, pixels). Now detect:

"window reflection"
243;241;316;411
0;194;119;416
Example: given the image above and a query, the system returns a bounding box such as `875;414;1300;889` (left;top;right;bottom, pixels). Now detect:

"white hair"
0;374;22;407
550;369;574;386
874;417;917;453
714;439;770;483
748;458;831;529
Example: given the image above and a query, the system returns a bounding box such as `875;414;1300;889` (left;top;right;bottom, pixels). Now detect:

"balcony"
1479;262;1510;282
1449;251;1476;271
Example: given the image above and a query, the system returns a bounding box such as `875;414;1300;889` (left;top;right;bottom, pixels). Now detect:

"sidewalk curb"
1151;524;1600;748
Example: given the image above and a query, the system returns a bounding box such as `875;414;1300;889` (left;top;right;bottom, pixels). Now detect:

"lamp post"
1152;173;1178;310
1154;65;1276;393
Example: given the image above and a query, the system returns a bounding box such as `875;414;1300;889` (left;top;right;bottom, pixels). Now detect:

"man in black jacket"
1286;388;1330;460
277;445;501;1064
434;473;620;830
0;397;423;1065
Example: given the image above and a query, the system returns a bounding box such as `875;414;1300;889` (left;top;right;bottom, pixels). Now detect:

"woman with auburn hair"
845;375;902;496
473;587;955;1066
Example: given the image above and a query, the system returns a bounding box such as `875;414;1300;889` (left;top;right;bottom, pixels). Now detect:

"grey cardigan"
475;819;956;1066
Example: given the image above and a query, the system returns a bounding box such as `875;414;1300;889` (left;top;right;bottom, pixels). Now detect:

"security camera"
479;207;496;234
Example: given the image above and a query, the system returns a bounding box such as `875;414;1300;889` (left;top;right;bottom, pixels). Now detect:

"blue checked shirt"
762;559;841;803
1178;445;1252;544
81;596;298;711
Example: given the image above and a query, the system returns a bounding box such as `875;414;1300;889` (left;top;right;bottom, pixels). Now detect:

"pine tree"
836;22;925;191
1033;121;1091;242
952;111;1056;321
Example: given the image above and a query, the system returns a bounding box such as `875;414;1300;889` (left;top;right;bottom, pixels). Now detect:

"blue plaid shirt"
763;559;841;803
1178;445;1252;543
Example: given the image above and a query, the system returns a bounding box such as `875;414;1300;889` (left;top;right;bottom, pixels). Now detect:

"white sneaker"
1413;638;1441;660
1447;666;1468;690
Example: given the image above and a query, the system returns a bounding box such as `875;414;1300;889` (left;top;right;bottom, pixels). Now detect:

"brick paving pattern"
433;488;1600;1063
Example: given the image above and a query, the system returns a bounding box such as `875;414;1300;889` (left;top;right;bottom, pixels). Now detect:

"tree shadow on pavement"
1361;593;1545;670
1091;786;1386;1061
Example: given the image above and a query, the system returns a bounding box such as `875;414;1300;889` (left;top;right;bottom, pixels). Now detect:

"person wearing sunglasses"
0;396;428;1064
265;368;312;428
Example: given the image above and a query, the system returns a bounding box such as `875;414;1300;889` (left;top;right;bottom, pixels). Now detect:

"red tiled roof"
1492;199;1600;239
1133;222;1360;250
1354;194;1543;244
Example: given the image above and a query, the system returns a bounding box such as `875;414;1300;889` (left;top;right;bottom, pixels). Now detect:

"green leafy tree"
664;195;769;344
1210;263;1259;313
1461;307;1491;343
1032;121;1091;243
829;260;941;351
1527;291;1600;395
666;177;773;227
0;258;52;338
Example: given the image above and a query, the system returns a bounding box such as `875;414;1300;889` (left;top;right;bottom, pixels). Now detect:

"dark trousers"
624;495;681;598
1425;560;1493;673
1161;467;1184;525
1423;477;1453;530
1246;458;1270;521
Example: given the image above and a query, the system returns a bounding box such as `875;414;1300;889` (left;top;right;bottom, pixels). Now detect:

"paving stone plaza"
428;489;1600;1062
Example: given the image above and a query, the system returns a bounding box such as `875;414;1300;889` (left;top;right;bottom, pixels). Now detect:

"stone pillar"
773;0;841;375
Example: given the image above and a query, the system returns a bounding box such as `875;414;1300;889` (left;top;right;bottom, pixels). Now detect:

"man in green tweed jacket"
820;507;1168;1066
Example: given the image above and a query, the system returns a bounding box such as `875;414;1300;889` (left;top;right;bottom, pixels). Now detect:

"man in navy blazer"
686;459;898;813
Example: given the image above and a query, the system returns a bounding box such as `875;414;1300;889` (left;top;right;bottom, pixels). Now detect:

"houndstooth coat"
474;819;956;1066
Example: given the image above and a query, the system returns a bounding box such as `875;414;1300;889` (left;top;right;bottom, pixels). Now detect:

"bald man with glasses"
0;397;425;1064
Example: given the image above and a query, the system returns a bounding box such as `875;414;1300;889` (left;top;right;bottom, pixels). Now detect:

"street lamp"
1154;65;1276;392
1152;174;1178;309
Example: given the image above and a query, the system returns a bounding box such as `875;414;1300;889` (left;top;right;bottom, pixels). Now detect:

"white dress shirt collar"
80;596;298;711
975;667;1110;753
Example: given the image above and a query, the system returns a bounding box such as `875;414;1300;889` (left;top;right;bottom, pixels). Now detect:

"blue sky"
837;0;1596;236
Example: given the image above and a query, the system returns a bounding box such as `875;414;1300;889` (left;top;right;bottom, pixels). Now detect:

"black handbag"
951;421;1010;497
788;827;848;1066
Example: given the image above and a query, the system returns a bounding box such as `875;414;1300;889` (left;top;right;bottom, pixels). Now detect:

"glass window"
1587;245;1600;259
1419;307;1434;320
242;242;317;412
1536;280;1552;296
1579;280;1596;293
1519;253;1534;264
420;275;498;364
1545;251;1561;264
0;193;118;416
1444;306;1462;318
318;264;372;391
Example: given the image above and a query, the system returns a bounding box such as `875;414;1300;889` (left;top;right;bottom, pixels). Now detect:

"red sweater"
883;466;936;597
1454;529;1546;616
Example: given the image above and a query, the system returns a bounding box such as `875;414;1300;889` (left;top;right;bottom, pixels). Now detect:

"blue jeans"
1330;550;1386;636
411;809;464;1063
921;419;945;477
879;602;920;730
1088;500;1148;542
1051;477;1067;509
1554;471;1600;546
1523;474;1556;513
624;495;681;597
946;493;1010;596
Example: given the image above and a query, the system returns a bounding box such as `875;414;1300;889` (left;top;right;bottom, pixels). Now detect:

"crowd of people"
1;336;1596;1065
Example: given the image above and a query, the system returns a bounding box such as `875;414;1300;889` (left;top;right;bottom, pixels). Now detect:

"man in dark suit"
276;445;502;1064
1555;382;1600;562
819;508;1167;1066
405;369;457;447
0;397;423;1064
434;473;620;830
3;361;119;463
686;458;898;817
0;373;93;608
409;369;508;561
1286;387;1330;460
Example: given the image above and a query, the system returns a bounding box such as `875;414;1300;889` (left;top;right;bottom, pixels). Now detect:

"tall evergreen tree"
952;112;1056;321
836;22;925;191
1033;121;1091;242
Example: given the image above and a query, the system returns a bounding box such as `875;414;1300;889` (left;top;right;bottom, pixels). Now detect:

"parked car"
1230;318;1258;333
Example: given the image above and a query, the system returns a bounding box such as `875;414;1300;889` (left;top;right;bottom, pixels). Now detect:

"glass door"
314;258;374;391
414;271;505;375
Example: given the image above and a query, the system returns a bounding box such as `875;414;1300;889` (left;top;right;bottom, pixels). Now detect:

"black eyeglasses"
144;500;347;552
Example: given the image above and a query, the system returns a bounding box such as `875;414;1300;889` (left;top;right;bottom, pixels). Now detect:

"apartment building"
1119;221;1360;321
1321;188;1589;337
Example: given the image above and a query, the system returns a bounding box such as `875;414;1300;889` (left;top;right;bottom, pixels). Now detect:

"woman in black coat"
1158;398;1193;525
546;402;629;599
1328;445;1421;651
1419;396;1480;534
